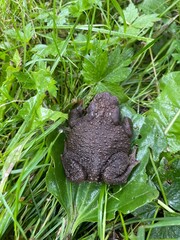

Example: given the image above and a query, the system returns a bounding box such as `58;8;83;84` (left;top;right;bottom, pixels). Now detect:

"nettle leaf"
82;45;132;84
103;47;132;83
148;72;180;153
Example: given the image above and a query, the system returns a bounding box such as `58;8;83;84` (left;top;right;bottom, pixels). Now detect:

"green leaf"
32;41;65;57
107;173;159;218
12;50;21;67
140;0;167;14
38;107;68;122
119;2;160;36
5;23;34;43
32;69;57;97
137;117;167;160
159;159;180;211
18;95;67;129
123;1;139;24
149;223;180;239
95;82;128;102
69;0;102;17
133;14;160;29
15;72;36;90
82;45;131;84
82;44;108;84
149;72;180;153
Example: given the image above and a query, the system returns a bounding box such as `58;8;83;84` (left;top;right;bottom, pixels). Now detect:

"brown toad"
62;92;138;185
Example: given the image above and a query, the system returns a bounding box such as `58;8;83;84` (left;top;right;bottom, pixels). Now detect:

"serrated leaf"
32;41;65;58
119;2;160;36
47;8;69;27
123;2;138;24
38;107;67;122
32;69;57;97
82;47;108;83
5;23;34;43
133;14;160;29
82;45;131;84
14;72;36;90
18;95;66;129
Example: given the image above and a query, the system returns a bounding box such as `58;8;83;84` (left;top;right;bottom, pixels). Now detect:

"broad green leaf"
136;117;167;160
159;159;180;211
14;72;36;90
149;223;180;239
149;72;180;153
133;203;158;219
107;173;159;218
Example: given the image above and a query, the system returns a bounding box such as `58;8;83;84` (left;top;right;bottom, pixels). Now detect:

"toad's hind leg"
61;152;87;183
102;152;138;185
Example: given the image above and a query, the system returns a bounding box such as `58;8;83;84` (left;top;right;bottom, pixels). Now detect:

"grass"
0;0;180;239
